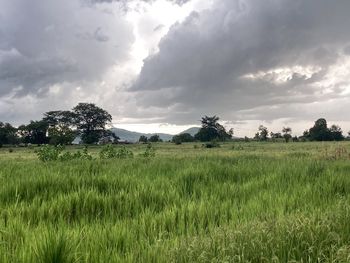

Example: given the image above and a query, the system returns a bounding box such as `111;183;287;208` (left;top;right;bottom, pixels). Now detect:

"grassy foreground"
0;142;350;262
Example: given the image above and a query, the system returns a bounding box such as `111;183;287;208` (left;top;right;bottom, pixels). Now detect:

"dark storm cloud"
132;0;350;123
86;0;190;5
0;0;134;97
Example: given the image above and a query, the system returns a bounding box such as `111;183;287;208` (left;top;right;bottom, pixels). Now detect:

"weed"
99;145;117;159
99;145;133;159
140;144;156;157
36;145;64;162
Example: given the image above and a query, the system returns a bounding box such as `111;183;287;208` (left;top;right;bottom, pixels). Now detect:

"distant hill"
180;127;200;136
110;127;201;142
111;128;173;142
73;126;237;143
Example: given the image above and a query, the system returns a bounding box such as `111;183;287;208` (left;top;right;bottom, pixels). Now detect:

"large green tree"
329;125;344;141
306;118;344;141
0;122;18;146
43;111;75;145
309;118;330;141
139;135;148;143
282;127;292;143
149;134;162;142
19;120;49;144
72;103;112;144
255;125;268;141
194;115;233;142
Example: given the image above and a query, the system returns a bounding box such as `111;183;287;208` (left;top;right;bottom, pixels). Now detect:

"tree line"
166;116;347;144
252;118;345;143
0;103;113;147
0;104;348;147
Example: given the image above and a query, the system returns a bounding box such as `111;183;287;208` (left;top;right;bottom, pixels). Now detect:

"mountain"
110;127;200;142
180;127;200;136
110;128;173;142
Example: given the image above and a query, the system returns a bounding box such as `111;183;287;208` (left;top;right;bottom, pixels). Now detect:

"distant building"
72;136;82;145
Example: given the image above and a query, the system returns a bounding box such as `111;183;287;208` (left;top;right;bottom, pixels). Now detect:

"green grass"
0;142;350;262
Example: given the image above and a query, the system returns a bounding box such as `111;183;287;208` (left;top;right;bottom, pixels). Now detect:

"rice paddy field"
0;141;350;262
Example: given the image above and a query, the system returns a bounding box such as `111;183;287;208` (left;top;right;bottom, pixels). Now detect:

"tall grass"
0;142;349;262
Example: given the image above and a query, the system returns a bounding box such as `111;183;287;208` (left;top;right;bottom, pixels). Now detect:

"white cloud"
130;0;350;134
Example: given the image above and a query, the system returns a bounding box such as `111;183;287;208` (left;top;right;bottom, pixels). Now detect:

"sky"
1;0;350;137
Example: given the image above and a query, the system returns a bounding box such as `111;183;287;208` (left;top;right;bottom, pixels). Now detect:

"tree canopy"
139;135;148;143
306;118;344;141
43;111;76;145
172;133;195;144
255;125;268;141
0;122;18;146
19;120;49;145
149;134;162;142
194;115;233;142
282;127;292;143
72;103;112;144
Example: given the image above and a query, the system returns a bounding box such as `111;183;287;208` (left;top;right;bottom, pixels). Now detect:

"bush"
58;147;92;161
202;140;221;148
81;146;93;160
116;147;134;159
172;136;182;145
140;144;156;157
99;145;133;159
36;145;64;162
37;145;93;162
232;144;244;150
58;152;76;161
99;145;117;159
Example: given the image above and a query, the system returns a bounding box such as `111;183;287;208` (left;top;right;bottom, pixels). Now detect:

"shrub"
36;145;64;162
61;146;92;161
37;145;92;162
140;144;156;157
99;145;117;159
172;136;182;145
99;145;133;159
81;146;93;160
58;152;75;161
116;147;134;159
202;140;221;148
58;149;92;161
232;144;244;150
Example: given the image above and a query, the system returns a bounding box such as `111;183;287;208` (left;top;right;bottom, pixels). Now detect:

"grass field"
0;142;350;262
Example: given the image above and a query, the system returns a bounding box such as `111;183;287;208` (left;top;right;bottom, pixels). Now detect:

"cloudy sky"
1;0;350;136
